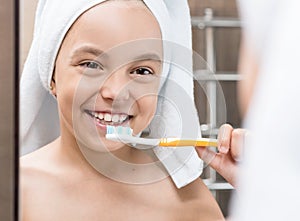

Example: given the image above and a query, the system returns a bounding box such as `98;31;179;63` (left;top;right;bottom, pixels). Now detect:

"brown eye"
130;67;153;75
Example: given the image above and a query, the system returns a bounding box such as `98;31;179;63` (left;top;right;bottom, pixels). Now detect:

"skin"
21;1;224;220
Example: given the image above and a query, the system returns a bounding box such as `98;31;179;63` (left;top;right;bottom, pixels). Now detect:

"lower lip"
94;118;107;131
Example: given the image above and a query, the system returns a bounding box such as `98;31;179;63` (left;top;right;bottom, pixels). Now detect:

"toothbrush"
106;126;218;149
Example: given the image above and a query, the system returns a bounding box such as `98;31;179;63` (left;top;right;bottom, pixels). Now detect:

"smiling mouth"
85;110;133;126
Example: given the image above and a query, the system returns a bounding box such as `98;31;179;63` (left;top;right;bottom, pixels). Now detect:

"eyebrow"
71;45;162;62
132;53;162;62
71;45;105;59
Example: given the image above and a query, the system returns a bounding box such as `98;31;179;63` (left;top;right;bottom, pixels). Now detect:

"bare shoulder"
146;176;224;220
20;144;58;201
20;144;56;185
20;143;65;221
21;149;46;169
173;178;225;220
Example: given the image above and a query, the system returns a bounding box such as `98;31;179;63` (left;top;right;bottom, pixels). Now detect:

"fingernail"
219;146;229;154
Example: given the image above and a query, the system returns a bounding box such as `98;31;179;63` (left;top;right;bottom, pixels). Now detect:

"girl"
21;0;241;220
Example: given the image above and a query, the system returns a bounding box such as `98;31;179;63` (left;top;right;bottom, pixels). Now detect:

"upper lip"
85;109;133;116
85;109;133;117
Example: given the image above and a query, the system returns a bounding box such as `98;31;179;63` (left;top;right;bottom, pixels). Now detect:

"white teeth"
104;113;112;122
120;115;127;122
112;115;119;123
98;113;104;120
89;111;130;124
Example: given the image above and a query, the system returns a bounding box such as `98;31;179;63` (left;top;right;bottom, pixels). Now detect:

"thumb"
195;146;217;166
196;146;237;186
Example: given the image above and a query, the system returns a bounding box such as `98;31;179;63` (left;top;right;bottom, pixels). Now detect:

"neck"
57;123;165;180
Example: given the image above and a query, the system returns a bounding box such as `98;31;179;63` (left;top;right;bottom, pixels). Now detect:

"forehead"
62;0;162;52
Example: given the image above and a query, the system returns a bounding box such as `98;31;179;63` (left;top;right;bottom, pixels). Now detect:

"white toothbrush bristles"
105;126;160;148
106;125;133;136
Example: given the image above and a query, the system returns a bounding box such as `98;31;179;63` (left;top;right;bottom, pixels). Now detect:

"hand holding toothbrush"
106;123;247;187
195;124;247;187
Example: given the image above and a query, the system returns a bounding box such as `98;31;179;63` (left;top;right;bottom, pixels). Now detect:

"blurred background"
188;0;241;216
0;0;241;219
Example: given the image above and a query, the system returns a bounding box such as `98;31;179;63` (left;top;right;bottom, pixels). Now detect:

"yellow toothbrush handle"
159;138;218;147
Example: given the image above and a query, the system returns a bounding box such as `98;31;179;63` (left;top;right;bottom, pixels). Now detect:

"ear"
50;75;57;97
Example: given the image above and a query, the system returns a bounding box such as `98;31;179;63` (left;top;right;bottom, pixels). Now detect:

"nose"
100;71;130;101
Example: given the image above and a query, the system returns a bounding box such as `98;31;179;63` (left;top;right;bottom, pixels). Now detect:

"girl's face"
53;0;162;152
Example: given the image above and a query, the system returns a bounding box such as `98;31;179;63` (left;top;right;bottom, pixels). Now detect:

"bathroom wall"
189;0;242;128
0;0;18;220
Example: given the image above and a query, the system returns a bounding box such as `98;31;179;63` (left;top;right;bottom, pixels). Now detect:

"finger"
196;146;236;185
205;152;237;186
196;146;237;186
195;146;217;165
231;128;247;161
218;124;233;154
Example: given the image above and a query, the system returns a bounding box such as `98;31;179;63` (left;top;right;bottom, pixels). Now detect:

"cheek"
56;72;82;128
138;96;157;117
57;88;76;132
136;96;158;129
130;96;157;134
